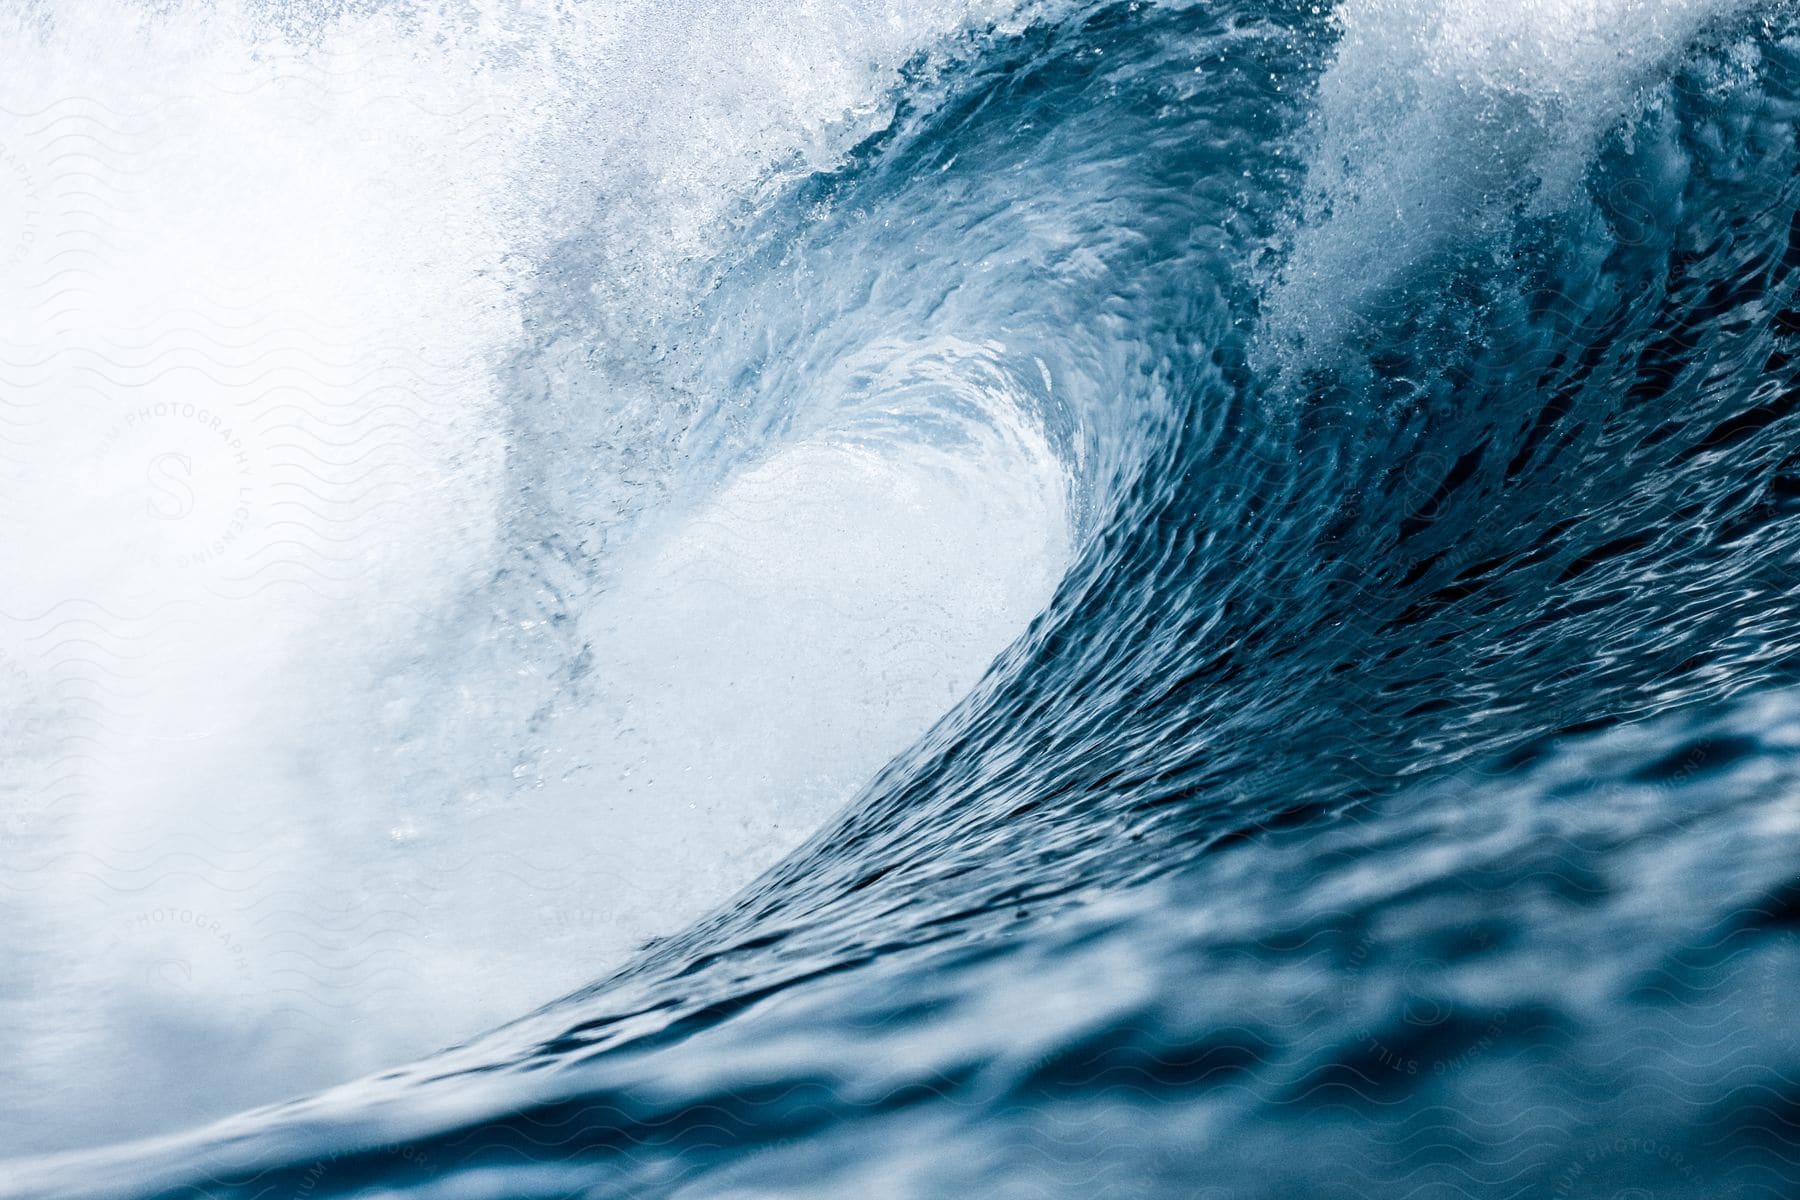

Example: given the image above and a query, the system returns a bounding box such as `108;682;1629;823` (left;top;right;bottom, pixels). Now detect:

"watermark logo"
1551;1136;1698;1197
0;142;43;272
294;1142;432;1199
93;398;259;574
114;907;256;996
1318;924;1510;1082
147;451;199;520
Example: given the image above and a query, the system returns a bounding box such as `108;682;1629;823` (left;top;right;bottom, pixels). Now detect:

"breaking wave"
6;0;1800;1196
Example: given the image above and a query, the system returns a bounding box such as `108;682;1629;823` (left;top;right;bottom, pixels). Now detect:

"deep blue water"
13;0;1800;1195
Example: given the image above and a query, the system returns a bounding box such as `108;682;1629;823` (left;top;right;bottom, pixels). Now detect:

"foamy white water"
0;0;1066;1156
1260;0;1760;363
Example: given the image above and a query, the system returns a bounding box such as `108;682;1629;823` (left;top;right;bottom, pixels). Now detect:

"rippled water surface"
7;0;1800;1196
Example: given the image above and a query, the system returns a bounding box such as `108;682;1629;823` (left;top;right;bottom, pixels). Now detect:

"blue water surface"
13;1;1800;1195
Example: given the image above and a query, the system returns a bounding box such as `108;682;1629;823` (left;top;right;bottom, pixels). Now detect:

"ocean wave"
7;0;1800;1195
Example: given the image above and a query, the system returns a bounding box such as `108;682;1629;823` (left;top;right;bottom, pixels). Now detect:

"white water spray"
0;0;1066;1156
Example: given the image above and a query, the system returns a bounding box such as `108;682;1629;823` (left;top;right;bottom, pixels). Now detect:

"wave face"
11;0;1800;1195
